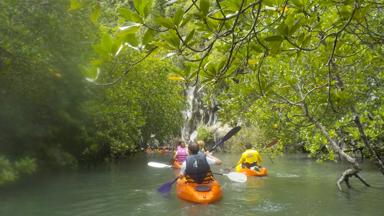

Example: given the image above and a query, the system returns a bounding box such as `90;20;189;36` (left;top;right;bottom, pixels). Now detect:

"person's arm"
236;153;244;166
179;161;186;176
206;152;222;165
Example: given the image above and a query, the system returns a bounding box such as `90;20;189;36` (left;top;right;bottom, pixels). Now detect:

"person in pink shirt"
172;140;188;168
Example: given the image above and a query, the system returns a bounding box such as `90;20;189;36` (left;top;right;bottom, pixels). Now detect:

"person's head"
180;141;186;147
245;143;253;149
197;140;205;149
188;142;200;155
177;140;186;147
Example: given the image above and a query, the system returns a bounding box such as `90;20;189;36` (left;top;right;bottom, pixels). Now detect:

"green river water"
0;153;383;216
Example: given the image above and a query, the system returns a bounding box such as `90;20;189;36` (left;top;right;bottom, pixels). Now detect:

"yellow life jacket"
240;149;262;165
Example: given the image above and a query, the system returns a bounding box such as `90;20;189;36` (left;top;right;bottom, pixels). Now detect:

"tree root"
337;168;370;191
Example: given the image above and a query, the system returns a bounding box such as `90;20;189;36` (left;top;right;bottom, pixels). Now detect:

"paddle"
148;161;247;183
148;161;172;168
210;126;241;152
157;171;246;193
212;172;247;183
157;177;179;193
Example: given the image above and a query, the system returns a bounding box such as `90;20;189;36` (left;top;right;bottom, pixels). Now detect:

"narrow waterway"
1;153;383;216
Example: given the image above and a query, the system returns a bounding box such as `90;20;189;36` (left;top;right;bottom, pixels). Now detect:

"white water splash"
276;173;300;178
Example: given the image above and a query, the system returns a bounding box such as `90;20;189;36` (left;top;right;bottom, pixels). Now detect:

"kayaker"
197;140;206;155
180;142;222;184
173;140;188;164
236;143;263;171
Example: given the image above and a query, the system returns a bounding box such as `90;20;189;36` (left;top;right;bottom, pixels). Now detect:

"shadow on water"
0;153;383;216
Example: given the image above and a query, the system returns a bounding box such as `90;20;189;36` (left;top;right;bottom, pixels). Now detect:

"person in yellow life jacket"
237;143;263;170
180;142;222;184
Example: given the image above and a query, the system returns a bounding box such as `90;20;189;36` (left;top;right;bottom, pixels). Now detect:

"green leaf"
200;0;210;16
124;34;139;47
133;0;142;14
119;8;143;23
94;33;114;57
118;22;141;35
180;14;193;27
133;0;153;17
216;58;227;72
154;16;174;29
160;31;180;49
142;29;155;45
289;18;302;35
265;35;283;42
143;0;153;18
301;34;311;47
184;29;195;45
173;8;184;27
277;23;288;36
204;61;217;75
291;0;303;7
354;6;369;21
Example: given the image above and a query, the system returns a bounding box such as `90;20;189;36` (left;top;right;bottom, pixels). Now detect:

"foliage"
196;124;215;146
1;0;383;186
85;55;184;159
0;0;98;170
99;0;383;168
223;125;270;153
0;156;36;186
0;0;186;185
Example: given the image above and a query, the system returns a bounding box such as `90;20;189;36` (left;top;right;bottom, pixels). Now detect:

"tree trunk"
299;100;368;191
309;115;370;191
351;107;384;174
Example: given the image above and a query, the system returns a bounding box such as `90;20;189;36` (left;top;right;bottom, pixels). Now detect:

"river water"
0;153;383;216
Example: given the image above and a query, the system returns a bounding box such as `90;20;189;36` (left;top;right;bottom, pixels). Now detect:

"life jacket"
185;154;214;184
176;146;188;163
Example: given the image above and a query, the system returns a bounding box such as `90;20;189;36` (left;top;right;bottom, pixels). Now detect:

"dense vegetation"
0;0;184;185
0;0;383;190
88;0;383;190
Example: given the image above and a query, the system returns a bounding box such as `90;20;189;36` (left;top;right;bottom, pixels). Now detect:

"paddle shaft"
209;126;241;153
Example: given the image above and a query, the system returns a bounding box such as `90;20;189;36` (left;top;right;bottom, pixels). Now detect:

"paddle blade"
224;172;247;183
157;177;178;193
148;162;171;168
221;126;241;143
210;126;242;152
265;139;279;148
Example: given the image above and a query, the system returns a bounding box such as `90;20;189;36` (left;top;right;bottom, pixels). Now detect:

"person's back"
174;141;188;163
180;143;222;184
237;143;262;169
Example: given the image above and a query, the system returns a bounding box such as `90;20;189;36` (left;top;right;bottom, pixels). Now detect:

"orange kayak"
176;177;222;204
172;160;182;169
235;164;268;176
